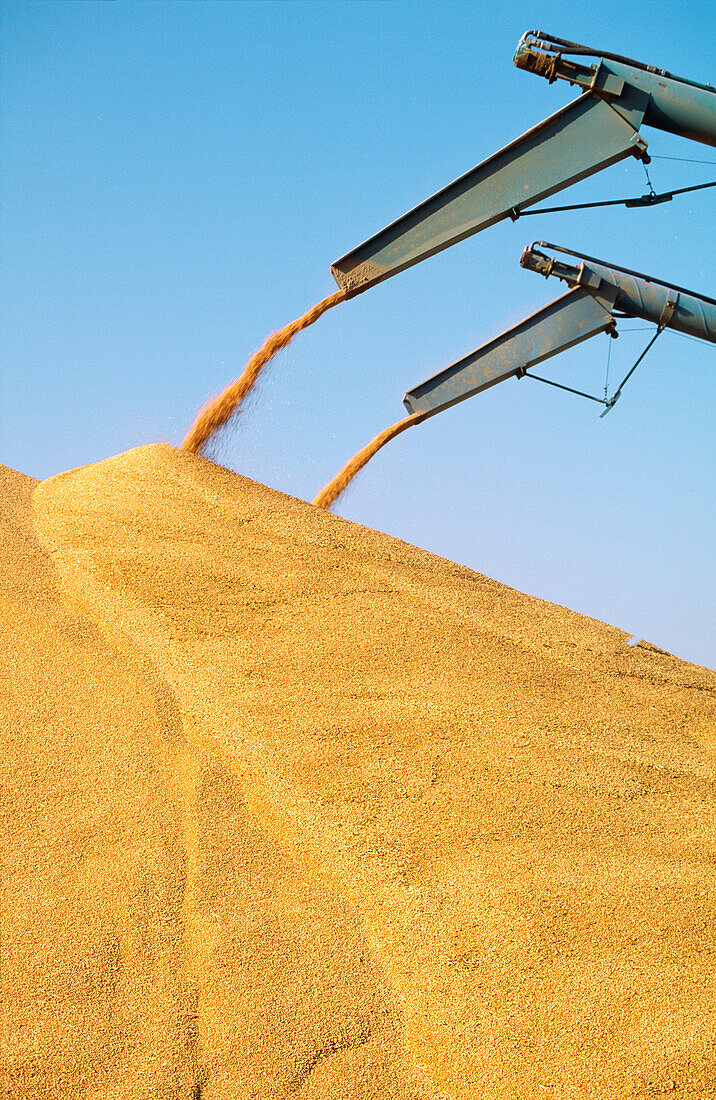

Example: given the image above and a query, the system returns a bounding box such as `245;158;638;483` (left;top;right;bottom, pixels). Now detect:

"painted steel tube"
582;260;715;342
514;39;716;147
521;248;716;343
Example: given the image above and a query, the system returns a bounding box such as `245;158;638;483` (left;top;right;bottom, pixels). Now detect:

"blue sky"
2;0;714;667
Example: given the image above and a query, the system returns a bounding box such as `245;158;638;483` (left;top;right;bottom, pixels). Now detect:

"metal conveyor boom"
331;32;716;299
402;244;715;418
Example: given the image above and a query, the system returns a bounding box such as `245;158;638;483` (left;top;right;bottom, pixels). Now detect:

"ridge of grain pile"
3;445;715;1099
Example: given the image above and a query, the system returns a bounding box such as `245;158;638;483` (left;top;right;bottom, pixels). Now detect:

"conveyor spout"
331;33;715;299
402;284;617;417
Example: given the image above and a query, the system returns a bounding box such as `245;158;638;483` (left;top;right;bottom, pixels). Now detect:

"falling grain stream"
182;289;345;455
313;411;428;511
181;285;427;512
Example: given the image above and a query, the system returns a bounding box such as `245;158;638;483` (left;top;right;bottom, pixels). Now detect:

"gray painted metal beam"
403;286;617;417
331;91;649;299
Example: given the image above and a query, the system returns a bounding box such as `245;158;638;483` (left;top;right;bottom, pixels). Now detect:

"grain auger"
403;243;715;420
331;31;715;298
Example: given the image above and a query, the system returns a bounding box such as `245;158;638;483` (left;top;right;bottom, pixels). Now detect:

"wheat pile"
2;446;714;1099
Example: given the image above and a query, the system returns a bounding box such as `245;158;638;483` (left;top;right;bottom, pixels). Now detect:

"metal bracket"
575;264;603;292
659;290;679;328
628;132;650;161
624;191;673;207
590;61;626;99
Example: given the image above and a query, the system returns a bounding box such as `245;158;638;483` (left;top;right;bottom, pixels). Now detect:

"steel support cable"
600;326;665;416
604;328;613;402
511;179;715;217
650;154;716;165
519;324;669;415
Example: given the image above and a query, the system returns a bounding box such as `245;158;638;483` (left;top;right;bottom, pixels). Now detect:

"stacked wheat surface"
2;445;714;1099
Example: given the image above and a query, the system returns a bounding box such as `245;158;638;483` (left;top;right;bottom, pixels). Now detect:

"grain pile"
3;445;715;1099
